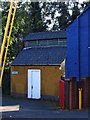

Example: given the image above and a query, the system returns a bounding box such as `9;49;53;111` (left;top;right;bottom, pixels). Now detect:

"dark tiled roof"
23;31;66;41
11;46;66;65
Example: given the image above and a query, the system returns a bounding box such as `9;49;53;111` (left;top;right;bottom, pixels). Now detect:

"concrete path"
0;96;89;119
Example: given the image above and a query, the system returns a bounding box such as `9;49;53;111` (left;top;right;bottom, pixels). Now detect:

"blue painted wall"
66;5;90;81
89;8;90;76
79;9;89;77
66;19;79;80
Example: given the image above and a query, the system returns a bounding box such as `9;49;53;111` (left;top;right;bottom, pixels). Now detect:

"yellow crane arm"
0;0;14;67
0;0;18;87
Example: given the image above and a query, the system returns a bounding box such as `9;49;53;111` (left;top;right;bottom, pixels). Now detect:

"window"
38;40;47;46
24;39;66;48
47;40;58;46
58;39;66;47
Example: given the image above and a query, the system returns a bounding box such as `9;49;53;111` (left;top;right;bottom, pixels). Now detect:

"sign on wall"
12;71;19;75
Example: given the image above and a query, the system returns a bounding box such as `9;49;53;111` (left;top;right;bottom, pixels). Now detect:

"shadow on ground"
1;96;88;118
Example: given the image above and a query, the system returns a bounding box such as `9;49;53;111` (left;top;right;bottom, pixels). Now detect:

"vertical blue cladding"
79;10;89;77
66;19;79;80
88;8;90;76
66;5;90;81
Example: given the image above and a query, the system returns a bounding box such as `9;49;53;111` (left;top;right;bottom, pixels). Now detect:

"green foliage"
41;2;88;30
55;2;71;30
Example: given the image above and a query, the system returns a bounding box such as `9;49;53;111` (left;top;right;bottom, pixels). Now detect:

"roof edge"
11;64;60;66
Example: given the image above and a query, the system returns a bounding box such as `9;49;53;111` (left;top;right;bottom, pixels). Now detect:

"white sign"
12;71;18;75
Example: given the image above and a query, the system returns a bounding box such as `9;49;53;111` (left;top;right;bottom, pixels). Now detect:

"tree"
42;1;89;31
55;2;71;30
71;2;80;22
41;2;79;31
1;2;47;67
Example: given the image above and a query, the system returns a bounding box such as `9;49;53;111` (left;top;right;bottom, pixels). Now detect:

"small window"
58;39;66;47
38;40;47;46
24;39;66;48
47;40;58;46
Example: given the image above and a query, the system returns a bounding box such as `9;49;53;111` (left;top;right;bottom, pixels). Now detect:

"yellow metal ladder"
0;0;18;87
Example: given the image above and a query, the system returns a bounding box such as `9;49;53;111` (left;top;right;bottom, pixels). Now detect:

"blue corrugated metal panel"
66;19;79;80
66;4;90;81
79;10;89;77
89;8;90;76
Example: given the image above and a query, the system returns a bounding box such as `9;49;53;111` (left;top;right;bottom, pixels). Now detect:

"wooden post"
69;79;72;110
69;77;77;109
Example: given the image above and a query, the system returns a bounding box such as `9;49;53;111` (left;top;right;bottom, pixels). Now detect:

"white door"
28;69;41;99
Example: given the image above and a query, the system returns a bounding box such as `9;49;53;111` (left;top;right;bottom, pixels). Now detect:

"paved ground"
0;96;89;119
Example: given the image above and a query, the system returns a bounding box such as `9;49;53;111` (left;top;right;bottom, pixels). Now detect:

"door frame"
27;69;41;99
